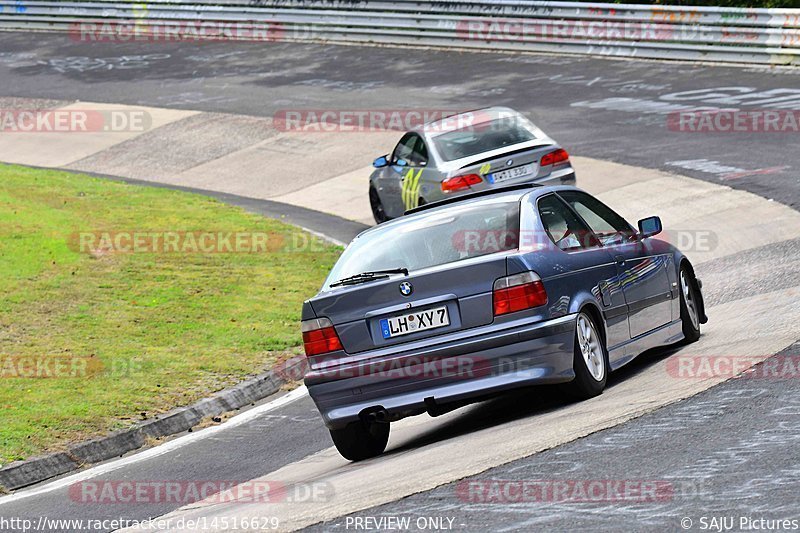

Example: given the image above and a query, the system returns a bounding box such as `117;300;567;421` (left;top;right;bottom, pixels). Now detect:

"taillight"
493;272;548;316
540;149;570;167
441;174;482;193
301;317;343;356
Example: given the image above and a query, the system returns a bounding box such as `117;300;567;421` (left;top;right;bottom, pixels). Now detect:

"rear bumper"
536;166;576;186
305;314;577;429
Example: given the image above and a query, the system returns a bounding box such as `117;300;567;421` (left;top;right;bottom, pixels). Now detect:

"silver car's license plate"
488;163;536;184
380;306;450;339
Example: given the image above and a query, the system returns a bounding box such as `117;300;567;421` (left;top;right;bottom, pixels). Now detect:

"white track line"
0;385;309;505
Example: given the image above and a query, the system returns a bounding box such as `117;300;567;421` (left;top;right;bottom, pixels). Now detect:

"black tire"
329;419;390;461
679;264;702;344
369;187;388;224
561;311;608;400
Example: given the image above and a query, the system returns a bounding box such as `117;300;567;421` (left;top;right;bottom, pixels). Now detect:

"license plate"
380;306;450;339
488;163;536;184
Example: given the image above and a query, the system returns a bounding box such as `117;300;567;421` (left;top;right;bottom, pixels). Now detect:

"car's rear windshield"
324;200;521;289
432;118;538;162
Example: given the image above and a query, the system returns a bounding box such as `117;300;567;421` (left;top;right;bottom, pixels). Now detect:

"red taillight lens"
441;173;482;193
493;272;548;316
301;318;343;356
540;149;570;167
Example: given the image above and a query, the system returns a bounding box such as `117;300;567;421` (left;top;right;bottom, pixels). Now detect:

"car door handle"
615;255;626;266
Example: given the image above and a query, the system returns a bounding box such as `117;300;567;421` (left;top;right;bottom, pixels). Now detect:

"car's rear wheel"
369;187;388;224
562;311;608;400
679;265;701;344
329;419;390;461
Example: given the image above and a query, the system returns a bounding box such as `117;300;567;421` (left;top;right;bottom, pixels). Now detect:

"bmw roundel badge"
399;282;413;297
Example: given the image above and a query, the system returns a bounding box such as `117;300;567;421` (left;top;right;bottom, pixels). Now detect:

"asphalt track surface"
0;32;799;532
100;173;370;245
0;33;798;208
312;341;800;533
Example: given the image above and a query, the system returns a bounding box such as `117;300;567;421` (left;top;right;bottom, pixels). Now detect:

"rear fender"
505;254;601;350
302;300;317;321
570;295;607;345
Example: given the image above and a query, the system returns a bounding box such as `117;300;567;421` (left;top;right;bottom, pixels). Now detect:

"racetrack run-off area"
119;160;800;532
0;29;799;533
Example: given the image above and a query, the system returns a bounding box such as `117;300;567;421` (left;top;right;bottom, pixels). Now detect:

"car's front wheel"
679;265;701;344
562;311;608;400
329;419;390;461
369;187;389;224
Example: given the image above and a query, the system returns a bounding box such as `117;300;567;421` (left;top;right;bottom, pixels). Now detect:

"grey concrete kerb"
0;356;309;492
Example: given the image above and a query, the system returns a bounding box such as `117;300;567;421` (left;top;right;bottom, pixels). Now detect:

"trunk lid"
310;253;510;354
451;144;564;191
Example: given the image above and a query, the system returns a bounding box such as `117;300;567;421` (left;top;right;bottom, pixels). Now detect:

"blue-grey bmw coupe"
301;184;707;460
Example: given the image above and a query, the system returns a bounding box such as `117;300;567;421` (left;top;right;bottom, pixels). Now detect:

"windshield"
431;117;539;162
324;200;521;289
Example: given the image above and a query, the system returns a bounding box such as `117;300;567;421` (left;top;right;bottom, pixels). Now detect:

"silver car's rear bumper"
536;166;576;186
305;314;577;429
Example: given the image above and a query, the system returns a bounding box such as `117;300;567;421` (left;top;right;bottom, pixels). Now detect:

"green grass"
0;164;341;464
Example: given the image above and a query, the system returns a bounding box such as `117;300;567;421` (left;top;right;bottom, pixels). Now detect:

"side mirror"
638;216;662;239
373;155;389;168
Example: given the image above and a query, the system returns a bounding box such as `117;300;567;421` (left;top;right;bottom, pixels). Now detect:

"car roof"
354;184;583;241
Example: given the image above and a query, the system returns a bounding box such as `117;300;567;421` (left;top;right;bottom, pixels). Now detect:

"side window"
558;191;636;246
411;137;429;166
538;195;598;252
392;134;417;164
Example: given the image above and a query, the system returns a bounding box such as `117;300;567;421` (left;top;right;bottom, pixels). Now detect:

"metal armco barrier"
1;1;799;65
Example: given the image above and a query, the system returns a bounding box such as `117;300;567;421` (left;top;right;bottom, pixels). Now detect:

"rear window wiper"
330;268;409;288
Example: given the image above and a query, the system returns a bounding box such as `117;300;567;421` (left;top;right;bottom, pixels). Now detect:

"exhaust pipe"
361;407;389;423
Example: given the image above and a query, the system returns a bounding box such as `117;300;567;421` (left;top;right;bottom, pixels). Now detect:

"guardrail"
1;1;799;66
